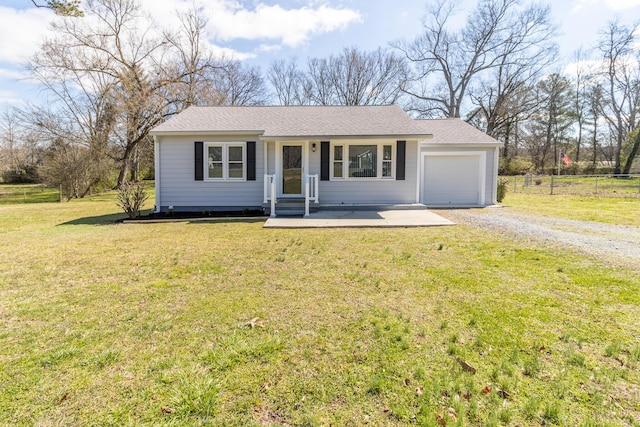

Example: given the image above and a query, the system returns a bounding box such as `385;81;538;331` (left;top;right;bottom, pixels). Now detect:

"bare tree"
28;0;231;187
213;62;267;106
523;73;574;172
321;47;406;105
569;49;595;163
0;108;45;183
268;58;311;105
586;83;605;167
268;48;405;106
398;0;556;119
596;20;640;174
31;0;83;16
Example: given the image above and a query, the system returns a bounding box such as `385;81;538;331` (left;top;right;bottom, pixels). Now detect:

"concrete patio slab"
263;209;455;228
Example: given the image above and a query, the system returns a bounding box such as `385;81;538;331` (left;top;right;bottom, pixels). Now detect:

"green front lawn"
0;184;60;204
503;192;640;227
1;193;639;426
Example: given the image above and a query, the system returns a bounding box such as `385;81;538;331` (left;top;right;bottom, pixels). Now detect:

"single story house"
150;105;502;216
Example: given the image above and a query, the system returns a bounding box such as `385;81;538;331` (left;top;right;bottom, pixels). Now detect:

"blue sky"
1;0;640;109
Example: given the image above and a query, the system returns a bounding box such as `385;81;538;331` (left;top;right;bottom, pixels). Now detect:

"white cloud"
0;89;26;106
205;2;362;47
603;0;640;9
0;68;28;80
0;7;52;64
572;0;640;12
0;1;361;67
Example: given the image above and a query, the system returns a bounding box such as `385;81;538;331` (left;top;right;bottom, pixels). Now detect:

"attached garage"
421;152;486;206
415;119;502;207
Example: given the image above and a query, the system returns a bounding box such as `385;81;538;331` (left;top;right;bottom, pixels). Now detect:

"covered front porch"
263;208;455;228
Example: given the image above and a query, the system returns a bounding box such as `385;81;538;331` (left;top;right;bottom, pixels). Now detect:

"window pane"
333;161;343;178
349;145;377;177
208;162;223;178
383;145;392;160
382;161;392;177
228;146;243;162
228;162;243;178
334;145;343;161
208;146;222;162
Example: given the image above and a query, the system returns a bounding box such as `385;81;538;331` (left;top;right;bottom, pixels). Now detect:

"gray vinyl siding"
157;134;264;210
318;140;418;205
421;145;498;206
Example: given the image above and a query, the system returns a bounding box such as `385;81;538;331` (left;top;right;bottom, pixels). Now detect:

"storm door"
282;145;303;196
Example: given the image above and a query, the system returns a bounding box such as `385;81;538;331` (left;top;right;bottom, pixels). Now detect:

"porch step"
263;198;319;217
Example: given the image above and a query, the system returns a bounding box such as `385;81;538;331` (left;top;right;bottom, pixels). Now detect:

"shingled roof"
416;118;502;145
151;105;431;139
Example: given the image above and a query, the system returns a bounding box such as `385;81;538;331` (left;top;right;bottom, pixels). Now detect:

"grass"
503;192;640;226
507;175;640;197
1;192;640;425
0;183;60;204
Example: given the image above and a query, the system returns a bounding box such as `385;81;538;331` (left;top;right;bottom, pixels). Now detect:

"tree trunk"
622;130;640;175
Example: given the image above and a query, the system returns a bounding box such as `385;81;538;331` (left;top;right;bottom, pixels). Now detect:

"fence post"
550;175;553;195
595;176;598;194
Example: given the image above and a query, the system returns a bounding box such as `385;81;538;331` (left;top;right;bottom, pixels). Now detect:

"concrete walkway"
263;209;455;228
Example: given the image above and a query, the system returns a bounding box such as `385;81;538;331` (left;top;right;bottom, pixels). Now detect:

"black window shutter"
320;141;330;181
246;141;256;181
396;140;406;181
194;141;204;181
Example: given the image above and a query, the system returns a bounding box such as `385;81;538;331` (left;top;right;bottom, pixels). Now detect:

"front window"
382;145;392;177
333;145;343;178
206;143;245;180
349;145;377;178
331;142;395;180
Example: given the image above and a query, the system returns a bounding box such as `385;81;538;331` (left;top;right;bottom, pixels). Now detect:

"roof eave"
260;133;433;142
151;130;265;137
421;141;504;147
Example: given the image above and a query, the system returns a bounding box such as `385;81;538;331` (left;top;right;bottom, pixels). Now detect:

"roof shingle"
152;105;431;138
415;118;501;145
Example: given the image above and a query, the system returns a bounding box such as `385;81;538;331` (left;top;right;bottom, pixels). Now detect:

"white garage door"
422;154;483;206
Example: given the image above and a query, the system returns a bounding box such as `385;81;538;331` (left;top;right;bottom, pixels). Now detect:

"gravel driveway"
441;208;640;267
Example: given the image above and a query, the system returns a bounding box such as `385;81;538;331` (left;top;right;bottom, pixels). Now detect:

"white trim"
492;147;499;204
276;141;306;197
154;136;160;212
420;151;487;206
204;142;247;181
263;141;268;176
415;141;421;203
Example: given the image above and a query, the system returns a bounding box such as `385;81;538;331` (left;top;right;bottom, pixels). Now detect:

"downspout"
492;147;499;205
153;135;161;213
415;140;421;203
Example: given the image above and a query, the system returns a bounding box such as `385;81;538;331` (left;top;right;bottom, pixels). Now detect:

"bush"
499;157;535;175
497;177;508;203
2;166;39;184
116;181;149;218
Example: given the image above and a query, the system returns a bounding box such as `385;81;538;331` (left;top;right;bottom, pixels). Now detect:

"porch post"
270;179;276;218
304;176;310;217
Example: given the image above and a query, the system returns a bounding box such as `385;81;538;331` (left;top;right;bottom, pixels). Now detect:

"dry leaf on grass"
161;406;174;415
246;317;265;328
497;389;511;399
456;357;477;374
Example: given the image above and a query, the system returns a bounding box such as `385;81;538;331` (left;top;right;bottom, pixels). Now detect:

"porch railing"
264;174;276;218
264;173;319;218
305;174;319;217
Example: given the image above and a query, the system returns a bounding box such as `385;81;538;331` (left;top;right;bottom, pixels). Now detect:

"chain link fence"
508;174;640;197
